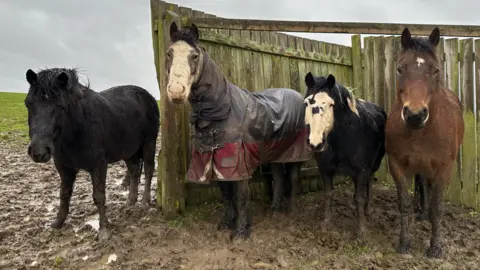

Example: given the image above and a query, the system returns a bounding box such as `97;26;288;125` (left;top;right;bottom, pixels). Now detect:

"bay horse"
24;68;160;242
385;27;464;258
166;22;311;240
303;72;386;236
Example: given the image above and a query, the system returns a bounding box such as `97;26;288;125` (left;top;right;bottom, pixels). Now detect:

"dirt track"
1;141;480;270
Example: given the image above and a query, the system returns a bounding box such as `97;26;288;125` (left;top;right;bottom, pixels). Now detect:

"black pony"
24;68;159;242
303;72;386;236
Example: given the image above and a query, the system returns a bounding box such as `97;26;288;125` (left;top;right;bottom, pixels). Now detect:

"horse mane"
170;26;199;48
32;67;90;100
312;75;358;115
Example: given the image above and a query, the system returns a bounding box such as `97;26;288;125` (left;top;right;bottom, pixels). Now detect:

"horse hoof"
365;207;374;217
396;241;411;254
217;220;236;231
230;228;250;241
141;196;151;207
126;198;137;207
98;229;111;243
320;219;331;232
356;226;369;238
415;213;428;222
426;245;442;258
50;219;64;229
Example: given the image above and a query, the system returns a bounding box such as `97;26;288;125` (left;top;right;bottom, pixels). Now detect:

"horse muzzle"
167;84;188;104
402;105;429;129
307;138;327;152
28;140;53;163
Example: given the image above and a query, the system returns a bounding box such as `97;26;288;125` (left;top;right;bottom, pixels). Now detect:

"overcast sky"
1;0;479;99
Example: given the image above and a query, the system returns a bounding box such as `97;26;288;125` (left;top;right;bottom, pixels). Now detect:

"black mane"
171;26;198;47
310;75;355;110
29;67;88;100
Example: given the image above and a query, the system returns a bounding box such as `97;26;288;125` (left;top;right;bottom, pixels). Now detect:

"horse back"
84;85;159;162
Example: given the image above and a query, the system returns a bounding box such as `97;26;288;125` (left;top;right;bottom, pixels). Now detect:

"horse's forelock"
171;28;198;47
32;68;86;101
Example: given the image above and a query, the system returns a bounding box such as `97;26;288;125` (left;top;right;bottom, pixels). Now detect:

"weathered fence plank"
351;35;363;99
476;39;480;208
184;17;480;37
459;38;476;208
444;38;462;205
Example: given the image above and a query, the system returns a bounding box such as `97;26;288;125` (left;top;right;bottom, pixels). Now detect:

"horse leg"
388;158;411;254
51;164;77;229
321;171;335;228
270;163;286;212
230;179;251;240
90;163;111;242
414;174;429;221
353;172;369;237
217;181;236;230
125;156;142;206
426;182;445;258
286;162;301;214
141;139;156;205
121;168;130;188
364;173;374;217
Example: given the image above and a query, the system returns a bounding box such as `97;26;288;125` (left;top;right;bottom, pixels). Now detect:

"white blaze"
167;41;195;102
304;92;335;150
416;57;425;67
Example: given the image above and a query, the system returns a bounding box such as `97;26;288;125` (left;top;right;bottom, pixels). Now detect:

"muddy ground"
1;140;480;270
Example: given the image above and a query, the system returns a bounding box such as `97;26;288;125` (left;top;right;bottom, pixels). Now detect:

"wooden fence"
151;0;480;219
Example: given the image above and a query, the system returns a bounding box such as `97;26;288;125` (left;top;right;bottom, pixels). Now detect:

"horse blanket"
186;52;312;183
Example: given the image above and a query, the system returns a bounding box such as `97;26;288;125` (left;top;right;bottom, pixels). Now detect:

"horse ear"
401;28;412;49
190;24;199;42
305;72;315;88
325;74;336;89
26;69;37;84
57;72;68;88
429;27;440;47
170;22;178;40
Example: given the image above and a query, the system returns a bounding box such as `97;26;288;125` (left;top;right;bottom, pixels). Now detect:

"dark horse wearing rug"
24;68;159;242
385;27;464;258
166;22;311;240
303;73;386;236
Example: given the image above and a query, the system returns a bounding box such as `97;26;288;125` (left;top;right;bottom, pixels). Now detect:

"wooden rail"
182;17;480;37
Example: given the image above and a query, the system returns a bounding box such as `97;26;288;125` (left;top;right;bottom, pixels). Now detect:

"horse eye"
192;54;199;60
434;68;440;75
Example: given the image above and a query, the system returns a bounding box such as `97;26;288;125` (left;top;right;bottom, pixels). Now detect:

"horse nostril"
403;106;409;114
45;146;52;156
422;108;428;115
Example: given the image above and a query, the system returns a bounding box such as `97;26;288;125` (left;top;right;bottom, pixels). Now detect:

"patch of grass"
52;256;65;268
0;92;28;144
341;243;372;257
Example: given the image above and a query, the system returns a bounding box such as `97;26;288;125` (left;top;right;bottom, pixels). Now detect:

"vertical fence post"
156;7;186;219
351;35;363;98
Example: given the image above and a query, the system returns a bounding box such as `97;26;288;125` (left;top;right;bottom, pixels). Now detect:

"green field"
0;92;28;144
0;92;161;145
